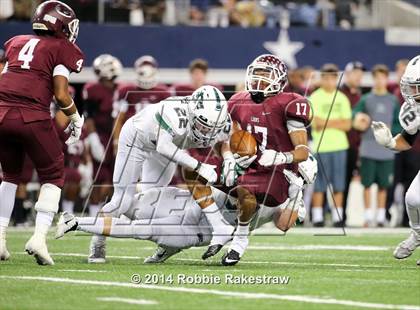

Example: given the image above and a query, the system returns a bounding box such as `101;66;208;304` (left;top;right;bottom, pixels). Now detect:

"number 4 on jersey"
18;38;40;69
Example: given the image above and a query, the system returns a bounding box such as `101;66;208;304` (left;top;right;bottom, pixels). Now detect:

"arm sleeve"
391;99;403;135
352;95;366;118
401;130;419;146
155;130;199;170
285;95;311;126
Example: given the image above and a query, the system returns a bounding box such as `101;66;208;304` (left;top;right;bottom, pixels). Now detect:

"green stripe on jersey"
155;112;174;136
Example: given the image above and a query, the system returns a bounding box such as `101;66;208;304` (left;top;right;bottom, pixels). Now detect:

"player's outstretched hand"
258;149;287;167
65;113;84;145
233;153;257;169
196;163;218;184
371;121;395;149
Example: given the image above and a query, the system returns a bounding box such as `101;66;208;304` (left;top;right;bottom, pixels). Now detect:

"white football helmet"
135;55;158;89
93;54;122;80
400;55;420;106
188;85;228;144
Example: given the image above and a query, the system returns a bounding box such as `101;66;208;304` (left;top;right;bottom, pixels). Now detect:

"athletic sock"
0;182;18;231
332;206;343;223
89;203;102;217
34;211;54;238
406;203;420;235
62;200;74;214
376;208;386;225
364;208;373;224
203;202;232;245
312;206;323;223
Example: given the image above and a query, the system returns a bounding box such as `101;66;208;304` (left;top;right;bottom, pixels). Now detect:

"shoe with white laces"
393;230;420;259
55;212;78;239
25;234;54;265
88;235;106;264
144;246;182;264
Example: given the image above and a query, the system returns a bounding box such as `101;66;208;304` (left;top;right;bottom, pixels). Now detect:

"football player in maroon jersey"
0;0;84;265
82;54;122;217
212;54;312;265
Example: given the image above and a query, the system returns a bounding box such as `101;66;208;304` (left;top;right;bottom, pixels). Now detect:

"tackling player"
371;55;420;266
212;54;312;265
88;85;235;263
0;0;84;265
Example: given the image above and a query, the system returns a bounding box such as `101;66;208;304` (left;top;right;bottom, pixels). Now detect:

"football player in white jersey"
56;157;317;265
371;55;420;266
87;85;236;263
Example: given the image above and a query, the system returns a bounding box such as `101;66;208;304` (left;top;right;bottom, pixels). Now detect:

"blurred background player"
82;54;122;217
0;0;84;265
113;55;170;145
371;55;420;265
310;64;352;227
353;65;401;227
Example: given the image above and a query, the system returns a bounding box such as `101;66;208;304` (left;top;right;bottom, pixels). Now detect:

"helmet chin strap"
250;92;266;103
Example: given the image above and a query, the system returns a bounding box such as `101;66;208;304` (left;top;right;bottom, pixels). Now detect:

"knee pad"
35;183;61;213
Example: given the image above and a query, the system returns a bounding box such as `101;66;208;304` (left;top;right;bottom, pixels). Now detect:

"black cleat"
221;250;240;266
202;244;223;260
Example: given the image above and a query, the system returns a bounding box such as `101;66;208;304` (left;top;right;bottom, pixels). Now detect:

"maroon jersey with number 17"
0;35;84;122
228;91;310;206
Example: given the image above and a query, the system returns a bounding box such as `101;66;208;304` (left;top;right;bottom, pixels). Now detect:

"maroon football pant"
0;109;64;187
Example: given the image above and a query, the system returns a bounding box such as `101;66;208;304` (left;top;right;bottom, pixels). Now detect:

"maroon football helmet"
246;54;288;97
32;1;79;43
134;55;158;89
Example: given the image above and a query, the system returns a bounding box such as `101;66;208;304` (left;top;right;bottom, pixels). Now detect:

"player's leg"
88;120;146;263
394;170;420;259
61;168;81;214
24;119;65;265
0;119;24;260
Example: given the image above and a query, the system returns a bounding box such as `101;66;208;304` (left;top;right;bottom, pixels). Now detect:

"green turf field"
1;229;419;310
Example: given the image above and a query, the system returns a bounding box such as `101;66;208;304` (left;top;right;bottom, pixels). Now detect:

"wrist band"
284;152;294;164
60;100;75;110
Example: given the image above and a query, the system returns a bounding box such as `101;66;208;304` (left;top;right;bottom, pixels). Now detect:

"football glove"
65;113;84;145
221;152;238;187
371;121;396;149
258;149;292;167
233;153;257;169
195;163;218;184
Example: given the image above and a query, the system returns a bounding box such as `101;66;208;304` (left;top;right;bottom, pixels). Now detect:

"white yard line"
96;297;157;305
0;276;418;310
57;269;107;273
13;252;417;269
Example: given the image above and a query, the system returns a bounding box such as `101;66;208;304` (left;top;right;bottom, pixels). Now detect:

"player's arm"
289;129;309;163
53;75;84;145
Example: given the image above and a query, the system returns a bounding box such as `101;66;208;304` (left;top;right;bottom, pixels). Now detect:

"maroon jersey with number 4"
228;91;310;206
0;35;84;122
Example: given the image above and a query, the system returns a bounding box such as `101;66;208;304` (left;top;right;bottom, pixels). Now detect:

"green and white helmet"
188;85;228;143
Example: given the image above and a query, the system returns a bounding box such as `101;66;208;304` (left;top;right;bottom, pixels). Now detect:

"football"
230;130;257;157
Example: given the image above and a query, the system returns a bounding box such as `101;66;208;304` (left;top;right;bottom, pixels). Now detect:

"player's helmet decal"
246;54;288;97
400;55;420;106
32;0;79;43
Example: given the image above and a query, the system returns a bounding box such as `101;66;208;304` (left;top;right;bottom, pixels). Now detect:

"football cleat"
0;236;10;261
88;235;106;264
202;244;224;260
25;234;54;266
417;260;420;266
55;212;78;239
221;249;240;266
393;230;420;259
144;246;181;264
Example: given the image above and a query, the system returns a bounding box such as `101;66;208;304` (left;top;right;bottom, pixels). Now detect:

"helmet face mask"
400;55;420;107
93;54;122;81
246;54;288;97
67;19;79;43
135;56;158;89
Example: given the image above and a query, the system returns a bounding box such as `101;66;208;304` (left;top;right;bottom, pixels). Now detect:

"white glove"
258;149;291;167
221;152;237;187
233;153;257;169
371;121;396;149
196;163;218;184
65;113;84;145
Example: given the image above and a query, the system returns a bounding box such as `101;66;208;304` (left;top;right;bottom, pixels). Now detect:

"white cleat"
144;246;182;264
55;212;78;239
25;234;54;266
393;230;420;259
0;237;10;261
88;235;106;264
